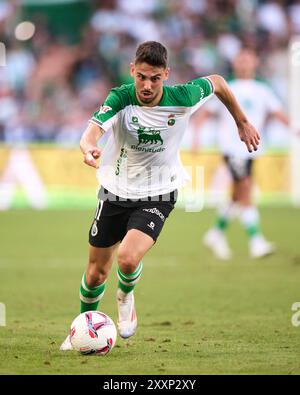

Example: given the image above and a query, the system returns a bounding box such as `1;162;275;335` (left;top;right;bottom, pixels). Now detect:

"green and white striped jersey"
90;77;214;199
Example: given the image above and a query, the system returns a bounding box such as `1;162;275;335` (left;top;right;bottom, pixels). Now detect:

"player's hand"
237;121;260;153
83;147;101;169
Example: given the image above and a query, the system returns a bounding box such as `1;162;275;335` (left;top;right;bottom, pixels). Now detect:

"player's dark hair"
135;41;168;69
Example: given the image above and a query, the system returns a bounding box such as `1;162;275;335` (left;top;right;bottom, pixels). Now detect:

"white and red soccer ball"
70;311;117;355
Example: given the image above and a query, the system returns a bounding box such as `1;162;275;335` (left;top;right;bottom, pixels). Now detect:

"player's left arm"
268;110;300;138
207;74;261;153
268;110;289;126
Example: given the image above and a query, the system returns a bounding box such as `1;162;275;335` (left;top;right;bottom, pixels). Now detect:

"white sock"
239;206;261;238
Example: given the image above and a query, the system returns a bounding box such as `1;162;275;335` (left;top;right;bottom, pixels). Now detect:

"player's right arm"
80;87;124;168
80;122;104;169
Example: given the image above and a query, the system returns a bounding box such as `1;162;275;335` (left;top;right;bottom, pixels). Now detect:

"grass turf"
0;207;300;375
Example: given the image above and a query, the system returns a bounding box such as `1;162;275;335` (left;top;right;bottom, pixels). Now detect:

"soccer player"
60;41;260;350
197;48;290;260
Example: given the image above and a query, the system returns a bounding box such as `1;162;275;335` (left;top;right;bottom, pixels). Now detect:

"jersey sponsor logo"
130;145;165;153
98;105;112;115
143;207;165;222
137;126;163;146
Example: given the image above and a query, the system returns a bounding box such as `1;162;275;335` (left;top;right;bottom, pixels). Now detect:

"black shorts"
224;155;253;182
89;188;177;248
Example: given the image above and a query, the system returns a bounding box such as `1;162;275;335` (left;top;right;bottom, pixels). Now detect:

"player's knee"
117;249;139;274
86;265;109;287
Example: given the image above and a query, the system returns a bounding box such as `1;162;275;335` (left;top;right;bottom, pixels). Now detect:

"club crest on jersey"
167;114;176;126
98;105;112;115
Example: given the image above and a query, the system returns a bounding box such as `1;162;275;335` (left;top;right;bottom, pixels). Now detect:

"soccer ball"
70;311;117;355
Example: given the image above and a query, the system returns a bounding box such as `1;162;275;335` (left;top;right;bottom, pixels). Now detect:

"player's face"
131;62;169;106
233;50;258;79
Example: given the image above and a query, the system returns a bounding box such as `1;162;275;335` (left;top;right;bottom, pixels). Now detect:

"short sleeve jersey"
90;77;214;199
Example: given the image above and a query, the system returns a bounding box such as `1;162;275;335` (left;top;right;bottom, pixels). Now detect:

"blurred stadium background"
0;0;299;209
1;0;300;375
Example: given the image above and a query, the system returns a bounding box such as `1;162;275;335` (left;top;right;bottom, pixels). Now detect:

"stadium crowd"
0;0;298;145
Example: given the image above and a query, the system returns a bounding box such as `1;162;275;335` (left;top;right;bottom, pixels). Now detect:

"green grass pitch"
0;207;300;375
